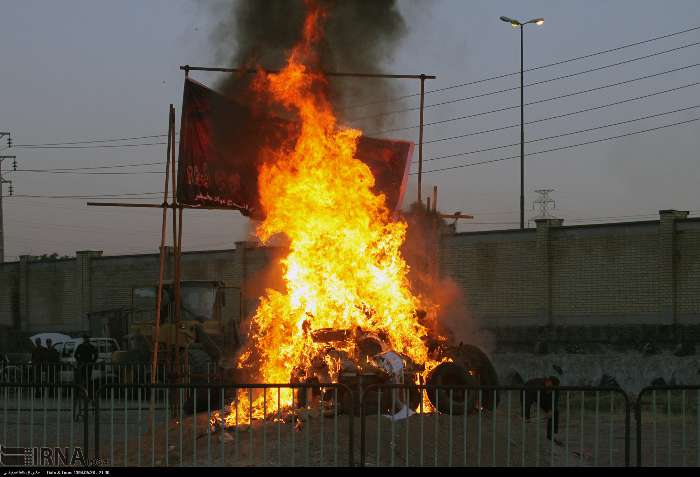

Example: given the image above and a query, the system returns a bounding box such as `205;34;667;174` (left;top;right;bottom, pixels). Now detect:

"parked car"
57;337;119;365
55;338;121;391
0;353;22;384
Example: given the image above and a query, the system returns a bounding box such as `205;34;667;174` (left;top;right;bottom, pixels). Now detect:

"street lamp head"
528;18;545;26
500;16;521;27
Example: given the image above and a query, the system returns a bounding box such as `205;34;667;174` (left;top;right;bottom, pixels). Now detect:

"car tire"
426;362;478;415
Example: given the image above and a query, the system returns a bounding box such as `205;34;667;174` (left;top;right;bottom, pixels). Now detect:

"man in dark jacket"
31;338;47;397
31;337;47;365
521;376;560;441
73;335;98;421
45;338;60;390
74;335;98;393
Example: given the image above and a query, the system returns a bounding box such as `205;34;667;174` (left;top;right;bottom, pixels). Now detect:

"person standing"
45;338;61;393
31;337;47;398
74;334;98;393
521;376;561;442
73;334;98;421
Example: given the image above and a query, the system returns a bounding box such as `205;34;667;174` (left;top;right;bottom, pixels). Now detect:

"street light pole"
500;16;544;230
520;25;524;230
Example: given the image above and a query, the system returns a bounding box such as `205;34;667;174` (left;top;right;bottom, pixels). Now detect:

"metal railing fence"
91;382;354;467
6;381;700;467
0;383;90;465
359;384;630;467
635;385;700;467
0;362;220;394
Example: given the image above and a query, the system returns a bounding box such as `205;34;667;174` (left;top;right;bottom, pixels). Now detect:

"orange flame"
227;2;437;426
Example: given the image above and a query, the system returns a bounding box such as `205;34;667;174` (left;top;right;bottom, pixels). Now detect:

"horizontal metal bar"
85;201;246;211
638;385;700;393
180;65;436;80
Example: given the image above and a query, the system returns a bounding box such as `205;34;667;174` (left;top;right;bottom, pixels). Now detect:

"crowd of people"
29;335;98;393
29;334;98;420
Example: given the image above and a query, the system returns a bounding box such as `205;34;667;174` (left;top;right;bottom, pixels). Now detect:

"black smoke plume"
207;0;408;123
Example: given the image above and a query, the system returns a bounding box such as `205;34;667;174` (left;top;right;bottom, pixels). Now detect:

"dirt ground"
2;390;698;466
99;405;632;467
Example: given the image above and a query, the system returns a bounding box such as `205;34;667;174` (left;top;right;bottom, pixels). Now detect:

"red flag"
177;78;412;218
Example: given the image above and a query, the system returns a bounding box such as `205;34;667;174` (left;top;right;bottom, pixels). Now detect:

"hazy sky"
1;0;699;260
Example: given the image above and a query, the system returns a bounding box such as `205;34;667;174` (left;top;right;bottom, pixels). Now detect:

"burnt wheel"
426;362;478;415
453;344;500;411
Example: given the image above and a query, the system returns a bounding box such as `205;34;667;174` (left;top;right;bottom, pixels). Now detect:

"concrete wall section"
550;222;661;325
676;219;700;324
1;211;699;348
23;258;78;332
440;230;540;326
0;262;18;328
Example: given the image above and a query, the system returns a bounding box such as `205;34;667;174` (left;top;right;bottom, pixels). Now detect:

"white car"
54;338;121;387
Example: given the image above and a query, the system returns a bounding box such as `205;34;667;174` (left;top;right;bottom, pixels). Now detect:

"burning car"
284;322;498;418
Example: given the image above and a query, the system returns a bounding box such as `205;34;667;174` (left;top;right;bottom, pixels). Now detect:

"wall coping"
450;228;537;238
2;215;695;268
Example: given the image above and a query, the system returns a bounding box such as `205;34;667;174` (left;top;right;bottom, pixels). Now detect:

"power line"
351;41;700;121
421;104;700;164
11;35;700;154
14;133;171;147
414;116;700;175
12;161;165;171
14;141;169;150
6;192;162;199
369;62;700;135
343;24;700;110
11;96;700;183
13;80;700;174
11;26;700;153
7;216;163;237
15;170;163;175
8;25;700;154
424;81;700;145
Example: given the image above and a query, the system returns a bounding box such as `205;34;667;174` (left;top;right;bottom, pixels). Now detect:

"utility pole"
417;74;426;205
520;25;525;230
0;131;15;264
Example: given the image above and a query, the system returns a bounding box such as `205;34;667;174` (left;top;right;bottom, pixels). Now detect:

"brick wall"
550;223;660;325
440;230;539;326
436;211;699;333
21;258;78;332
1;211;699;348
0;262;18;328
676;220;700;323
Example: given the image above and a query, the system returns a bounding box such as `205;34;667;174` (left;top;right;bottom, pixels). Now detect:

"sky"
1;0;699;260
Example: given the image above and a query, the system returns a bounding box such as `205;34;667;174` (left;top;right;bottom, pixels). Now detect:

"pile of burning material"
215;2;497;428
216;322;499;427
305;325;500;417
299;326;424;416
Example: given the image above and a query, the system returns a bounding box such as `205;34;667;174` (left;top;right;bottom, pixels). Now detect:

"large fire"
227;2;439;425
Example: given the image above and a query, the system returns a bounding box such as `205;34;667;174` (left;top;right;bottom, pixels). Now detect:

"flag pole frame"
179;65;435;205
87;67;438;376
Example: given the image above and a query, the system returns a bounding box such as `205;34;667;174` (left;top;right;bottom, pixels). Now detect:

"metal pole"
180;65;435;80
151;106;174;383
0;133;10;263
0;154;15;263
170;105;182;385
520;26;525;230
432;185;438;212
86;202;242;210
418;74;426;204
0;159;4;263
